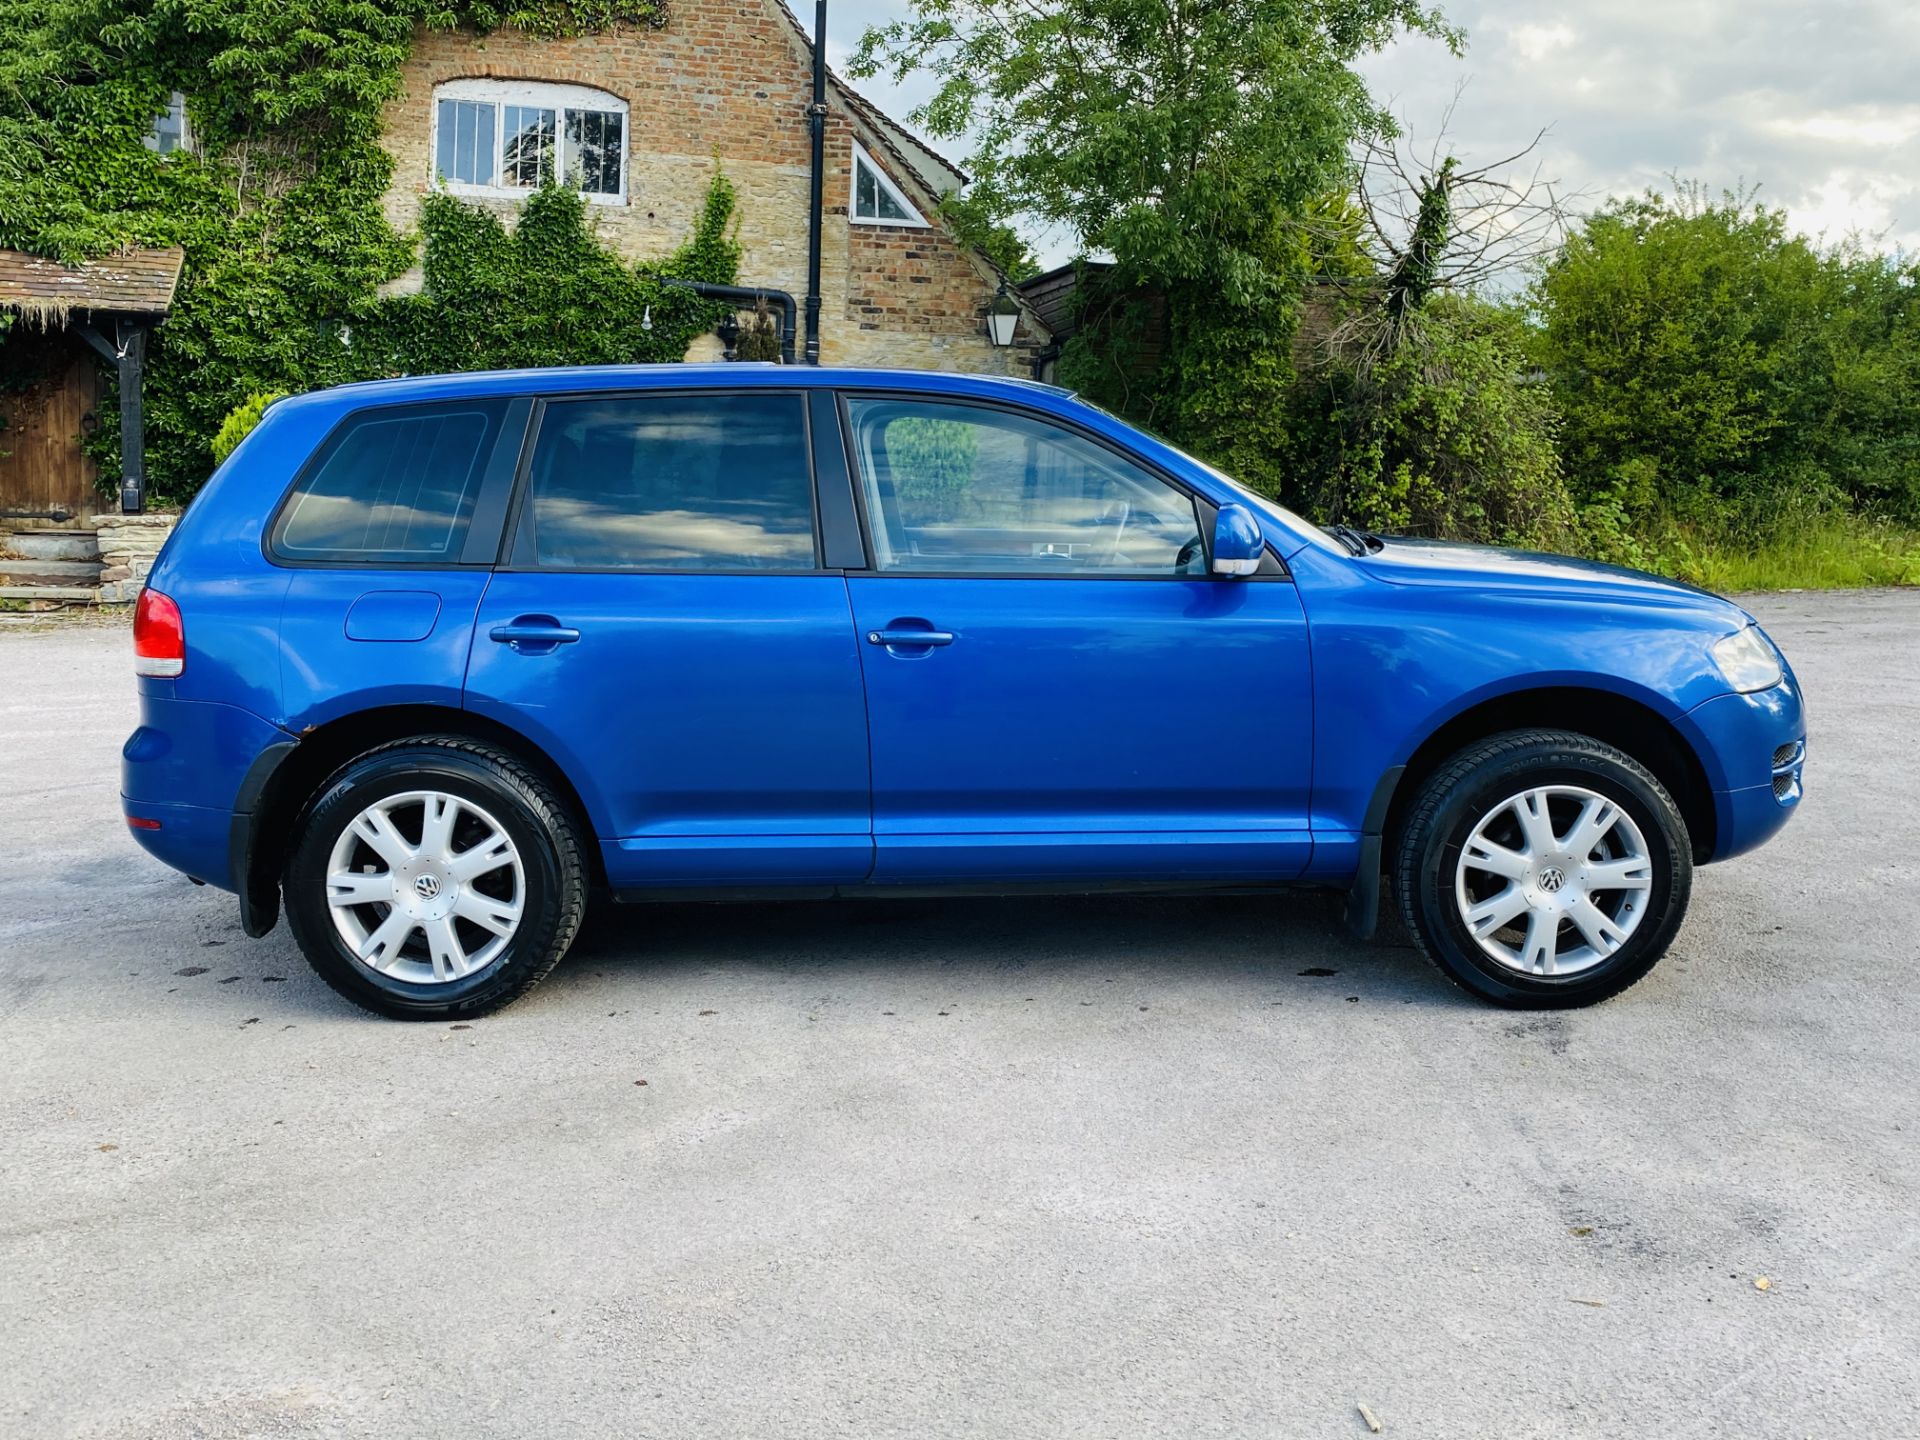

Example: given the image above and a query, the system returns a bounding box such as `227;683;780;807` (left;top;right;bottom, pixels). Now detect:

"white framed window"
850;139;928;227
431;79;628;204
144;92;192;156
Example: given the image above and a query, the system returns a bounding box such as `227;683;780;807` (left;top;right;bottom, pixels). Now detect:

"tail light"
134;587;185;677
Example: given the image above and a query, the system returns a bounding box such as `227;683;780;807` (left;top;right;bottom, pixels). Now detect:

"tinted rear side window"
271;400;509;564
519;392;815;570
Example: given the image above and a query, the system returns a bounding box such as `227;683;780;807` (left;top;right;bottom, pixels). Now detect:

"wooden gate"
0;333;101;527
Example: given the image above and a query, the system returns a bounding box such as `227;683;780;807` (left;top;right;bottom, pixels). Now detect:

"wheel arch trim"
238;704;606;935
1384;681;1717;853
1342;679;1721;939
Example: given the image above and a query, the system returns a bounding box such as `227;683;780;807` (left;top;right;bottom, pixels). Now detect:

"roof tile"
0;246;186;321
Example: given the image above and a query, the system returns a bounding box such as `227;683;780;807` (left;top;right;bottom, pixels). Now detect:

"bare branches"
1355;94;1580;298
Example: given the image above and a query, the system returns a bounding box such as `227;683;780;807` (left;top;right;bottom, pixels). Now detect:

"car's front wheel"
283;737;588;1019
1395;730;1692;1008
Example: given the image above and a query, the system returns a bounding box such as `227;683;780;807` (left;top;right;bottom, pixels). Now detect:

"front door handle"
867;627;955;648
489;616;580;652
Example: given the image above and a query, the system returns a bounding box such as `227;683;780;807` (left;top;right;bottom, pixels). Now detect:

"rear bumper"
123;696;292;899
121;797;235;890
1682;678;1806;862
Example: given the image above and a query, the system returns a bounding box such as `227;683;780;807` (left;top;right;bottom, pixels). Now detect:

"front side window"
433;81;627;200
271;400;509;565
845;397;1206;575
520;393;816;570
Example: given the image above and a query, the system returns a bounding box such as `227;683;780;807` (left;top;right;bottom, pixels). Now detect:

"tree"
1531;183;1920;528
853;0;1453;297
1279;118;1578;550
1354;108;1571;321
936;192;1041;282
852;0;1457;490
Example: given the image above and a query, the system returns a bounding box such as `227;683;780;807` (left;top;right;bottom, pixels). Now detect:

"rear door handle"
489;617;580;652
867;628;955;647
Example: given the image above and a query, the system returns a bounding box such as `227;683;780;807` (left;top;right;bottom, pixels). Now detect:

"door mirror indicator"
1211;504;1264;577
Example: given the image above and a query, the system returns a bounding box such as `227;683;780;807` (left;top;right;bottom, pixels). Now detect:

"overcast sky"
822;0;1920;269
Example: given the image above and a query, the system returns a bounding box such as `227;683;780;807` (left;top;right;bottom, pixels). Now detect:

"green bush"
357;180;739;376
1533;185;1920;530
733;303;786;362
210;391;287;465
1284;295;1576;551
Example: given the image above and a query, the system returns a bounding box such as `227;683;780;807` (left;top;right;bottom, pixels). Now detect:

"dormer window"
432;79;628;203
144;92;192;156
850;140;928;227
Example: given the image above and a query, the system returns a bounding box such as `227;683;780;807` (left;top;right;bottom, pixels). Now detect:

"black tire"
1394;729;1692;1008
283;737;588;1020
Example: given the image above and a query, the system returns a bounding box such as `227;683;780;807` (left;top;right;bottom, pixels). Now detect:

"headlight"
1711;626;1783;693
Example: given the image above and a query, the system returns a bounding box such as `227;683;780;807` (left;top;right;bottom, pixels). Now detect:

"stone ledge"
92;513;176;574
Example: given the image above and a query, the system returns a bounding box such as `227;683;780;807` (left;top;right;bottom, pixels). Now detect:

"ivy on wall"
0;0;734;502
363;181;740;377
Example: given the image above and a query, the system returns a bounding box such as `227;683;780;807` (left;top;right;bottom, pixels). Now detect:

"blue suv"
123;365;1805;1018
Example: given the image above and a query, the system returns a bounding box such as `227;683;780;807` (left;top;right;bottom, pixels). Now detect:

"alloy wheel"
1452;784;1653;977
325;790;525;984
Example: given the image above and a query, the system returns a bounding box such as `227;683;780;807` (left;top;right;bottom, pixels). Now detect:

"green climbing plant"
0;0;741;503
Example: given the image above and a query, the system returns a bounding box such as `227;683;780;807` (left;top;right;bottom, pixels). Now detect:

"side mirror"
1211;503;1264;577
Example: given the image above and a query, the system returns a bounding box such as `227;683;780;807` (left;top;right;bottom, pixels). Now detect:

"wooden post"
117;322;147;515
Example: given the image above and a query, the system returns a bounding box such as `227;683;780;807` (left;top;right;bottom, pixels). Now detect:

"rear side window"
518;392;815;570
270;400;509;565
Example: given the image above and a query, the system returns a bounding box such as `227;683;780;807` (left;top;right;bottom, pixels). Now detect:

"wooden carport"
0;246;185;518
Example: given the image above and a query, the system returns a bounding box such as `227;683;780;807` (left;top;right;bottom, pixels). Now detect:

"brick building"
376;0;1049;373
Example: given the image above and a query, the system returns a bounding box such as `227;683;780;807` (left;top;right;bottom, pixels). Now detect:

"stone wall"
91;513;175;603
376;1;1046;375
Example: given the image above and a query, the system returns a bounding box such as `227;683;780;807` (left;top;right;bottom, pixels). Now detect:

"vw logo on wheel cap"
1537;867;1566;894
413;874;442;900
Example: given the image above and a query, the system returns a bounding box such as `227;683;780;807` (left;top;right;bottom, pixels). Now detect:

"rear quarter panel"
141;401;337;726
151;394;499;734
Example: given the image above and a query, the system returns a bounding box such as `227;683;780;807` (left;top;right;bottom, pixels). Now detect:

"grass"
1651;513;1920;592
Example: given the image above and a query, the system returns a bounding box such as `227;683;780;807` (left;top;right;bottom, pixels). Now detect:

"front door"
839;393;1315;883
464;389;872;888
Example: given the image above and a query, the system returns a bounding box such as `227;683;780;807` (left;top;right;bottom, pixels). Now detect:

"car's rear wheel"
1395;730;1692;1008
284;737;587;1019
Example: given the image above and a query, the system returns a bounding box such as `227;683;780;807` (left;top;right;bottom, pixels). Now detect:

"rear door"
464;388;873;889
839;392;1315;884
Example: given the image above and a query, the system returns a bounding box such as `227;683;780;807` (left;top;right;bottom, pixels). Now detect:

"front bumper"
1682;677;1806;862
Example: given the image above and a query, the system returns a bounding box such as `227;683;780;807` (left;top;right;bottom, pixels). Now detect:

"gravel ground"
1;590;1916;1439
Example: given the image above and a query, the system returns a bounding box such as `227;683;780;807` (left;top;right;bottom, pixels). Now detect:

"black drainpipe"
659;279;798;366
803;0;827;365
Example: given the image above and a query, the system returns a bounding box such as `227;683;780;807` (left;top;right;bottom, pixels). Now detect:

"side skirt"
612;879;1344;904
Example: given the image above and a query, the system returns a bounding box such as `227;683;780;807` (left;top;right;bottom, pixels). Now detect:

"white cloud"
1359;0;1920;254
1506;22;1575;61
1767;107;1920;149
826;0;1920;263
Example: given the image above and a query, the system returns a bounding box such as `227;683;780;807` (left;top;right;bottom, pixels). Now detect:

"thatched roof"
0;246;185;327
